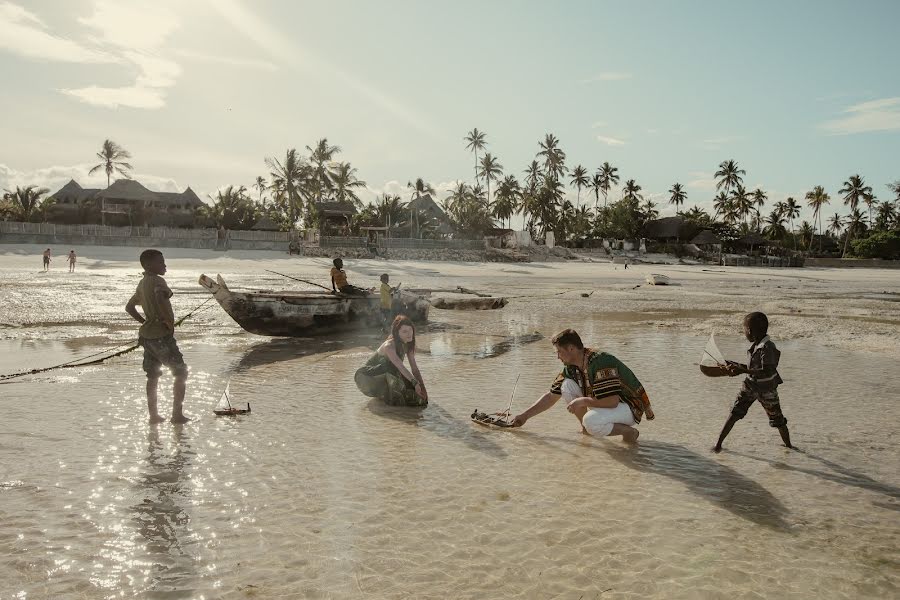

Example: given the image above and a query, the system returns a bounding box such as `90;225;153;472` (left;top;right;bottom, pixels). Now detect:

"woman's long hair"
389;314;416;358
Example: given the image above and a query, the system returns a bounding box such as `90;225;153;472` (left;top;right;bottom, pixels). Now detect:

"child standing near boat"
125;249;190;424
713;312;793;452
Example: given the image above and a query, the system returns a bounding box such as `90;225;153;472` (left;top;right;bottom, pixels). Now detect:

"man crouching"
510;329;654;442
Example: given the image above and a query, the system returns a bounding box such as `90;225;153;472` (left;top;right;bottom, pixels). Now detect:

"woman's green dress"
354;347;426;407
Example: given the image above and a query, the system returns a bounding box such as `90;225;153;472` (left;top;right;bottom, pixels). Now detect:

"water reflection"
132;425;195;594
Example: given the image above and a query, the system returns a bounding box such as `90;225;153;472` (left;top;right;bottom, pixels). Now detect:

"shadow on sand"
365;398;507;458
528;434;791;531
730;449;900;505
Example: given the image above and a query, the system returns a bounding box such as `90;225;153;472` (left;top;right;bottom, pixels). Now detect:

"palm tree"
464;128;487;184
254;176;267;205
89;139;133;188
713;191;731;222
331;162;366;207
3;185;50;222
523;160;542;193
804;185;830;253
492;175;521;229
641;199;659;221
306;138;341;204
731;184;754;227
839;174;874;257
887;180;900;204
714;159;745;194
477;153;504;206
863;195;879;229
266;148;308;226
798;221;815;250
589;172;604;210
407;178;436;201
597;162;619;209
622;179;643;203
668;183;687;213
782;197;800;248
875;201;897;230
846;208;866;254
537;133;567;182
763;209;786;240
752;188;767;215
569;165;589;208
828;213;844;238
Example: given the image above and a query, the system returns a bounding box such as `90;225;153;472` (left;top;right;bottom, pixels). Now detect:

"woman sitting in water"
354;315;428;407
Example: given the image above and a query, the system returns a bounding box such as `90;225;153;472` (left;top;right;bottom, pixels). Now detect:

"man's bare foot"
622;428;640;443
149;414;165;424
170;414;191;424
712;445;723;453
581;426;590;436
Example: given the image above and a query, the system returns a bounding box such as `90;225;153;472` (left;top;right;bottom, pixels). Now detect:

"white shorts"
560;378;636;437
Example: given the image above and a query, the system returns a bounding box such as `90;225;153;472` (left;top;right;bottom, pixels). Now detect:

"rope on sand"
0;298;214;382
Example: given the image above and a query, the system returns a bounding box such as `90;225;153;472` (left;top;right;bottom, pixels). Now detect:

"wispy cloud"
580;72;632;84
700;136;741;150
0;1;116;63
686;171;716;190
174;48;278;72
207;0;438;137
820;97;900;135
591;121;607;129
596;135;625;146
0;162;181;195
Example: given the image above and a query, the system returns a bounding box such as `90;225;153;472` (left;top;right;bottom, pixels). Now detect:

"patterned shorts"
354;368;426;407
730;381;786;427
140;335;188;379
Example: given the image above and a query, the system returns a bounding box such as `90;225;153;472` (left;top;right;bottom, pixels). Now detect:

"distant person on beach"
379;273;394;331
713;312;792;453
42;248;51;271
125;249;190;424
510;329;654;442
330;258;369;296
67;250;76;272
354;315;428;406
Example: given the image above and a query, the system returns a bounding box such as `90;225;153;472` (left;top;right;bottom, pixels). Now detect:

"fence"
0;222;217;239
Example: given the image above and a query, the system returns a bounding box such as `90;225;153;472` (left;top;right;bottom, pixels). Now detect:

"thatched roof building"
690;229;722;245
643;216;686;240
48;178;203;226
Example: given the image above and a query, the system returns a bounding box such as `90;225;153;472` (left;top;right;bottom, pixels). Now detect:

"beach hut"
406;194;453;238
736;232;776;254
690;229;722;247
314;201;357;235
643;216;687;241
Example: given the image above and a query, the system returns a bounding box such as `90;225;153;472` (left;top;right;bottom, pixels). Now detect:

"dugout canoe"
199;274;430;337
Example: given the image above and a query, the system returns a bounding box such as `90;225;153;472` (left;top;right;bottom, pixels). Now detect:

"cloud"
686;171;716;190
820;97;900;134
596;135;625;146
591;121;607;128
700;136;741;150
60;1;182;109
0;163;181;195
206;0;438;136
580;72;632;84
0;1;116;63
174;48;277;72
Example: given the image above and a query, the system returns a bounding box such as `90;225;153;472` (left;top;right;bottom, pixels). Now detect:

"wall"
805;257;900;269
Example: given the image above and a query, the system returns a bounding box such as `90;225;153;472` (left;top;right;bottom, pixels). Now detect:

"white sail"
219;381;232;408
700;333;727;367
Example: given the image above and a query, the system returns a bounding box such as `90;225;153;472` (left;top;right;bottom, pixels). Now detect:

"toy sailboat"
699;334;731;377
213;381;251;416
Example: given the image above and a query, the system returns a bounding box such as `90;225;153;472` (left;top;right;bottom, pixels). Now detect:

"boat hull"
199;274;430;337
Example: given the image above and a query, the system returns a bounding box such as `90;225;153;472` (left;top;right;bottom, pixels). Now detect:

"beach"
1;244;898;599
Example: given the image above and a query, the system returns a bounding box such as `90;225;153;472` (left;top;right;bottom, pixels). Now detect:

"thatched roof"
690;229;722;245
157;187;203;208
315;201;357;216
736;232;776;246
251;216;280;231
97;179;159;203
408;194;450;220
50;179;202;207
51;179;99;201
643;216;685;239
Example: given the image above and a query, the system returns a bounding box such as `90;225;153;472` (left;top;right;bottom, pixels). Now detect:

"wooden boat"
430;296;508;310
645;273;671;286
199;274;430;337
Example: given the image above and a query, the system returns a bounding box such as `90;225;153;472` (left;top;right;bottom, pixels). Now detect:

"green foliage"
202;185;260;229
849;231;900;259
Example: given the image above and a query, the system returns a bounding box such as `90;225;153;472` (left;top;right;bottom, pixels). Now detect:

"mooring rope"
0;298;215;382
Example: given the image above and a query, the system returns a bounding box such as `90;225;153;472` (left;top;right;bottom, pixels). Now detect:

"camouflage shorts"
140;335;188;379
730;381;786;427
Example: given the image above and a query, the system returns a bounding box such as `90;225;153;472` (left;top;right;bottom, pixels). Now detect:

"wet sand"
1;245;898;598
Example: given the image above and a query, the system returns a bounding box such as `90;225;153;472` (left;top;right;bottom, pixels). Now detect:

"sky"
2;0;899;225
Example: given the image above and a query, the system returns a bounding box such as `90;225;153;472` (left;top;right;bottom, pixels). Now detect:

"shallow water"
1;265;899;599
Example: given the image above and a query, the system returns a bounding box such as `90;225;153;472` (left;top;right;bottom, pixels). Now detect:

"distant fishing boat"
645;273;671;286
199;274;430;337
430;296;508;310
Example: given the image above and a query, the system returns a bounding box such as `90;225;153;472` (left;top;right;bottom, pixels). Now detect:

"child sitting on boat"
331;258;369;296
355;315;428;407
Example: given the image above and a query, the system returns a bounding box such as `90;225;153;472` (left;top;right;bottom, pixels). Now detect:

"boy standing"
42;248;51;271
714;312;792;452
379;273;393;331
125;249;190;424
67;250;77;272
